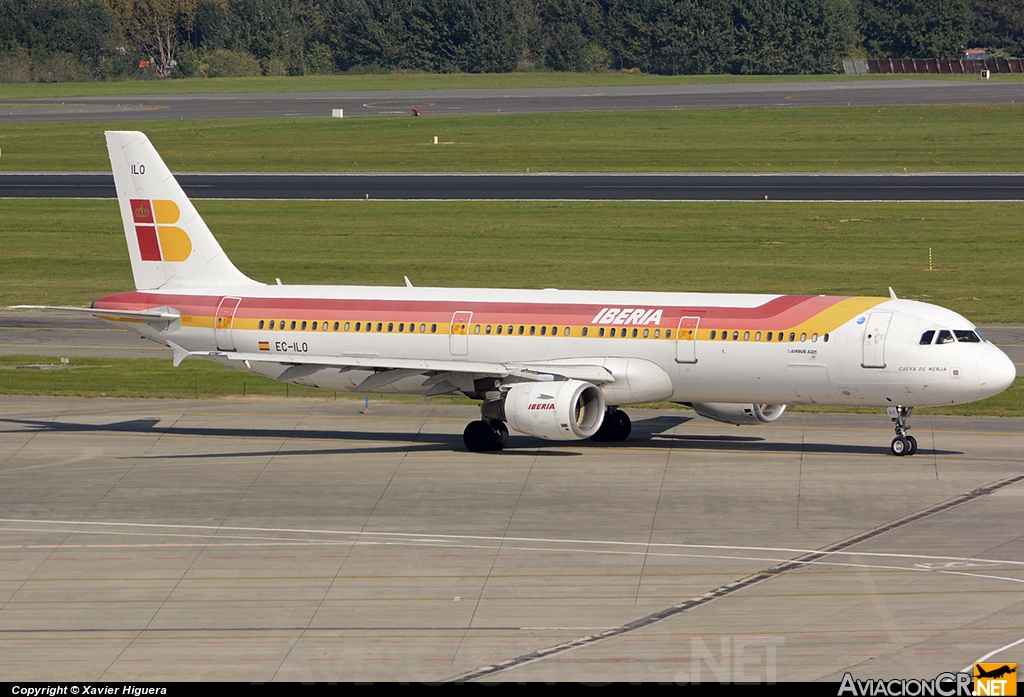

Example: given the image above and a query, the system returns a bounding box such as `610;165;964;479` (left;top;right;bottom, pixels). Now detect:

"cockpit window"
936;330;955;344
954;330;981;343
919;330;935;345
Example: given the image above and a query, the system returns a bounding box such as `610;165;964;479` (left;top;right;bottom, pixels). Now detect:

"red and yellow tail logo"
131;199;192;262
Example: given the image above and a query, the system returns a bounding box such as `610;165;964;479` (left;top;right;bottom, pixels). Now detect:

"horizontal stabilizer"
11;305;180;323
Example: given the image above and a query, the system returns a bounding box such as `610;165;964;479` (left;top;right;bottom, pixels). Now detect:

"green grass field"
4;105;1024;172
3;198;1022;321
3;71;1018;100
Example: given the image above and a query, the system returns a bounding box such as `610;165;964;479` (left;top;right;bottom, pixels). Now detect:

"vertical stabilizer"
105;131;260;290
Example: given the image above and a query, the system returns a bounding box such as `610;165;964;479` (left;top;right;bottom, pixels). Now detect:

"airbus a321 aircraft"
19;132;1017;455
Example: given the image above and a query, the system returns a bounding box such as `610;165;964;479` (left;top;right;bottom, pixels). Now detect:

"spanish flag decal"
131;199;192;262
258;341;270;351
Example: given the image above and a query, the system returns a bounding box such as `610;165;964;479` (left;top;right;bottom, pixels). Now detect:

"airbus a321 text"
17;132;1017;454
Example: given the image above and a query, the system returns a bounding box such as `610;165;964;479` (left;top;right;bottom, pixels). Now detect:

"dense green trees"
970;0;1024;58
0;0;1021;81
859;0;972;58
0;0;128;80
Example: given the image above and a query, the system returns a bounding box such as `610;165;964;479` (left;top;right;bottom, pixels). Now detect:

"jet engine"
483;380;606;440
690;402;787;426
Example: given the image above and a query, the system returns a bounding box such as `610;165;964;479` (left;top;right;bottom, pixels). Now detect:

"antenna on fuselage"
889;287;898;300
404;276;414;288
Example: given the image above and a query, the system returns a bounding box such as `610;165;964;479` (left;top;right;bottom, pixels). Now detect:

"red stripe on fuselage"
92;292;847;328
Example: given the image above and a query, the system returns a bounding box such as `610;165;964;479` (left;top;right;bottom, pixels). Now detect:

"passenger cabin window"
920;330;935;345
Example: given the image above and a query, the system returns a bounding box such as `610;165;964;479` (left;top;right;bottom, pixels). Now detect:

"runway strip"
4;80;1024;122
5;172;1024;201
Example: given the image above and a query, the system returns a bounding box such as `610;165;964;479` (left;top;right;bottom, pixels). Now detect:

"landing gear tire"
493;420;509;450
887;406;917;456
905;435;918;456
464;420;495;452
463;419;508;452
610;410;631;441
891;436;910;456
591;409;631;442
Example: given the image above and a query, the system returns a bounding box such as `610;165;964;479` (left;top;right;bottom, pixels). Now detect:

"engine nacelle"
487;380;606;440
690;402;787;426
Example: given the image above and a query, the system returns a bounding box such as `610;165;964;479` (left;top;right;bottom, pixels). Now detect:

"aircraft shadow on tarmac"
0;415;963;457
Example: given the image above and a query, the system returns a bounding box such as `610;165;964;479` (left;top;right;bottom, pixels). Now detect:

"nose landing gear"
888;406;917;456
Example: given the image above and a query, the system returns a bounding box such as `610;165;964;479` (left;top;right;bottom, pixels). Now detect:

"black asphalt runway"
4;171;1024;200
4;79;1024;122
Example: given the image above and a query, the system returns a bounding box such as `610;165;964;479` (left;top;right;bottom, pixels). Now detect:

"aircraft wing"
170;346;615;390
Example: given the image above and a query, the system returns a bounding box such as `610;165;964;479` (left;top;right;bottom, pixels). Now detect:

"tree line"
2;0;1022;82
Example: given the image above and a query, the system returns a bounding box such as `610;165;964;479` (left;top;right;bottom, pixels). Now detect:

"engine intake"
484;380;606;440
690;402;787;426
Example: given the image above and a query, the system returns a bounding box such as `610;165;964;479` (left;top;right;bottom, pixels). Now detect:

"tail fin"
106;131;260;291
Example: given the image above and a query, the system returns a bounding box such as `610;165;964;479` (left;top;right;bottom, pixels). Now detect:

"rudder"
106;131;260;290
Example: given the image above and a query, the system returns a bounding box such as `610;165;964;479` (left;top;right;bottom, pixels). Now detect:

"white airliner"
18;131;1017;455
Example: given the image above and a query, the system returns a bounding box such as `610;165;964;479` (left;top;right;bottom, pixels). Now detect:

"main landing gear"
888;406;917;456
463;419;509;452
461;408;632;452
590;408;631;442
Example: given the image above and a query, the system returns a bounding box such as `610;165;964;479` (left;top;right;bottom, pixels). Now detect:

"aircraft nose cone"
978;348;1017;396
